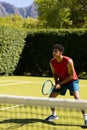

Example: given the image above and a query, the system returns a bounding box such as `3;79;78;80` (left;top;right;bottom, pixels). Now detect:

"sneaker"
84;114;87;125
45;115;58;121
85;120;87;125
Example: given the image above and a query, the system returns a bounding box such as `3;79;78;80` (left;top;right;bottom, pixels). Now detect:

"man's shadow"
0;118;87;129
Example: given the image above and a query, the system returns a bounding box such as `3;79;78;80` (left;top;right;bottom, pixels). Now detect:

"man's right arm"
50;62;61;89
50;62;58;85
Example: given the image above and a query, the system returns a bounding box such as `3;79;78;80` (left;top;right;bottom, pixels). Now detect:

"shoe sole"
46;117;58;121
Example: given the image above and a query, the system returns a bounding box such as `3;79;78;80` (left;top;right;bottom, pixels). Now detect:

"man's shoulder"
63;56;72;61
50;58;56;62
63;56;73;64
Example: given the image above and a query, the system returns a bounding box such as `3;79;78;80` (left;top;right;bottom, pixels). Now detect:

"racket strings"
43;81;53;94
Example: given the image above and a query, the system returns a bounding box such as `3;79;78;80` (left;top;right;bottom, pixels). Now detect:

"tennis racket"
42;80;54;95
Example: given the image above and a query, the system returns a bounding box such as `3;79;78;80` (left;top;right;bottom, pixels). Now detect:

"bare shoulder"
67;58;74;69
68;59;73;64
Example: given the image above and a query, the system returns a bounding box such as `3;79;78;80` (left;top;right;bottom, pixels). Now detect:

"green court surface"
0;76;87;130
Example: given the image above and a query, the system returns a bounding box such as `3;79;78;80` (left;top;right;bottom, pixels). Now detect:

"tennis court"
0;76;87;130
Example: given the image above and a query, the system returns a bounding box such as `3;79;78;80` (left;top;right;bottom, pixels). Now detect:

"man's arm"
50;62;58;85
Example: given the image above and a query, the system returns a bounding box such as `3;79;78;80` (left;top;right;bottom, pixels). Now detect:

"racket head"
42;80;54;95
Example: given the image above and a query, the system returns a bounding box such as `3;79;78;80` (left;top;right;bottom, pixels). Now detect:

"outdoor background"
0;1;87;129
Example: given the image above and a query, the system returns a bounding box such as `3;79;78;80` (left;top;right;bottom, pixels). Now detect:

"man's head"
52;44;64;58
52;44;64;53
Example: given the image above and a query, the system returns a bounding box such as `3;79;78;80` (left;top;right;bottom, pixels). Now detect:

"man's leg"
50;92;59;116
45;92;59;121
45;84;67;121
73;91;87;125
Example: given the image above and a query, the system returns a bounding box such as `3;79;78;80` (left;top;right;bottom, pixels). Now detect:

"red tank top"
50;56;78;81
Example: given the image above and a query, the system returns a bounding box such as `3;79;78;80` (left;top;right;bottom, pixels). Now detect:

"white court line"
0;80;19;83
0;104;23;111
0;81;42;87
0;80;42;83
0;80;86;87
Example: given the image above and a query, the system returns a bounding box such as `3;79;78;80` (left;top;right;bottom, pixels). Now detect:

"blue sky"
0;0;33;7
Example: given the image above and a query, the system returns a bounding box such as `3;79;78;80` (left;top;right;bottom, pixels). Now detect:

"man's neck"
56;55;63;62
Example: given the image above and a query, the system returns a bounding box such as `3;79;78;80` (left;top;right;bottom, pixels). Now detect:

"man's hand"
55;84;61;89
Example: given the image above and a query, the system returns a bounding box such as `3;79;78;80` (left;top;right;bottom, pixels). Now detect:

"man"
45;44;87;125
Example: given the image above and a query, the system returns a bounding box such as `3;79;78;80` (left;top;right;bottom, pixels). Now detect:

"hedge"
14;29;87;78
0;26;26;75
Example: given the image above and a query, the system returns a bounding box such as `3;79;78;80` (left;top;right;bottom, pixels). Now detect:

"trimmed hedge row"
15;29;87;78
0;27;87;78
0;26;26;75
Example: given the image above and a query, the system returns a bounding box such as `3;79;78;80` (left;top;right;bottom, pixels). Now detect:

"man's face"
52;49;62;58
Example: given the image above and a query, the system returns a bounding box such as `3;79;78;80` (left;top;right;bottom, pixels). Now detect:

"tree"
68;0;87;28
0;15;23;28
22;17;44;29
0;15;44;29
34;0;87;28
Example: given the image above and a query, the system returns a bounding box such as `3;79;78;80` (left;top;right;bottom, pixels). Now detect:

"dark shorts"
52;80;79;96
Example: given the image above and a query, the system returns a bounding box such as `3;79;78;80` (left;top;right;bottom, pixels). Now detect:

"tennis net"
0;94;87;130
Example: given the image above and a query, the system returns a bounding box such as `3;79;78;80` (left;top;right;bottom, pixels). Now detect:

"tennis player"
45;44;87;125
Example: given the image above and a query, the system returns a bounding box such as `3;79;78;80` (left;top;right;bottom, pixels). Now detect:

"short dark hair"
53;44;64;53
